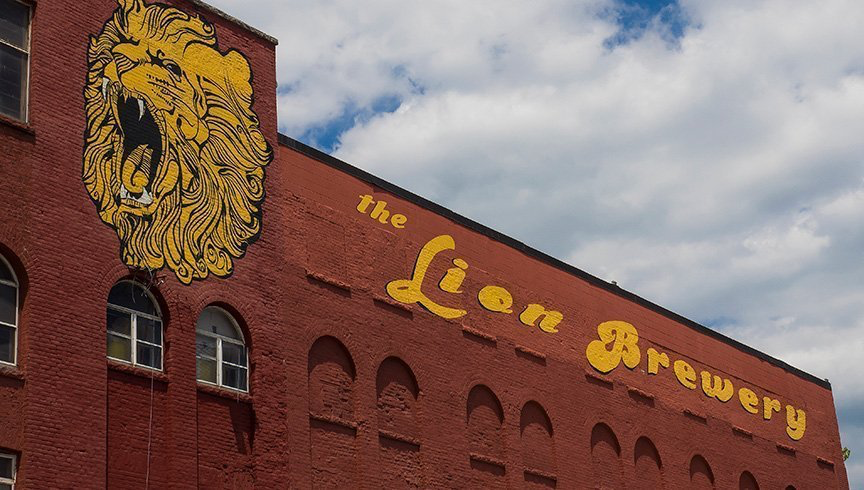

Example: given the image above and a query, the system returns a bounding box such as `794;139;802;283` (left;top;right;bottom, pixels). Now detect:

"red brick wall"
0;0;849;489
0;0;277;487
274;142;850;487
107;370;170;489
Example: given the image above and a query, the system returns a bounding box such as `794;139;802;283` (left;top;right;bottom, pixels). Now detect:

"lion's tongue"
121;144;154;194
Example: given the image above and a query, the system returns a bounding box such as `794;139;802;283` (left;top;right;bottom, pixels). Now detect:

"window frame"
0;0;33;123
196;307;248;393
0;254;18;367
106;281;163;371
0;452;15;489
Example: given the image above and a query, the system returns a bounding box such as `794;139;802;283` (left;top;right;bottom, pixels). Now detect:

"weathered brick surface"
0;0;850;488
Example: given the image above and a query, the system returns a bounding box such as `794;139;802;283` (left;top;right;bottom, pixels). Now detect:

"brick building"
0;0;850;488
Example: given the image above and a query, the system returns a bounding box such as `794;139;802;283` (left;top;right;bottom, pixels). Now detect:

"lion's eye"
164;60;182;78
149;51;182;79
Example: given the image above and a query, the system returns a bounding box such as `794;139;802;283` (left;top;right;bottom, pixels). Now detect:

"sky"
211;0;864;483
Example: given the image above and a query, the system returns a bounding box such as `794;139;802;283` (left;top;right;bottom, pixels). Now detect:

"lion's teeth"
138;187;153;205
138;99;145;121
120;185;129;199
102;78;110;100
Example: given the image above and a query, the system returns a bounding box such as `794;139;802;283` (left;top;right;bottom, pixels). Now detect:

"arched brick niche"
739;470;760;490
466;385;506;486
590;422;623;489
376;356;423;488
308;336;356;420
520;401;556;488
307;336;358;488
633;436;663;489
689;454;716;490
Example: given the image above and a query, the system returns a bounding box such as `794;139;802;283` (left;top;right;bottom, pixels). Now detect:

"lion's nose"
112;43;148;75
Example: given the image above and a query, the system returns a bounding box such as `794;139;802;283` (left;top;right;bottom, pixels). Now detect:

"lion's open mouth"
106;79;164;209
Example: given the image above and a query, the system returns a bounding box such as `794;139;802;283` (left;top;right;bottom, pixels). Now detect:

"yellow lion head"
83;0;272;284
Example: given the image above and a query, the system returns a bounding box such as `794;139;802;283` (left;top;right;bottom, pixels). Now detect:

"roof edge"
277;133;832;392
187;0;278;45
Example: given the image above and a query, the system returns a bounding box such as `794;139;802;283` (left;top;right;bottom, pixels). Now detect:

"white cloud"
211;0;864;483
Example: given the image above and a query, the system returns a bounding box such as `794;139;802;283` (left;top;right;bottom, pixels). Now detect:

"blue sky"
300;95;401;153
299;0;692;153
213;0;864;484
605;0;688;47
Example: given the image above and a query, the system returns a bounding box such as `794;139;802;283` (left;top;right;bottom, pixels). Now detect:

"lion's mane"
82;0;272;283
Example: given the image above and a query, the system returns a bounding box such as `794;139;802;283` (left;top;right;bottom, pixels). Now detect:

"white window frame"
0;255;18;367
0;0;33;123
0;452;15;489
196;307;248;393
107;281;163;371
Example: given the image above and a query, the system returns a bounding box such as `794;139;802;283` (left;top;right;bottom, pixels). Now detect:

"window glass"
223;364;247;391
137;317;162;345
108;282;158;316
0;42;26;120
0;457;9;477
196;307;247;391
136;342;161;369
0;259;12;282
196;334;216;359
107;333;131;361
0;325;14;363
0;0;29;121
197;307;241;339
0;283;15;325
106;309;131;336
222;341;246;366
196;357;217;383
107;282;162;370
0;257;16;365
0;452;12;489
0;0;29;48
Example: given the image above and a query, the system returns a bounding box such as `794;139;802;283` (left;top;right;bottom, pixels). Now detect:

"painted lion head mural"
83;0;272;284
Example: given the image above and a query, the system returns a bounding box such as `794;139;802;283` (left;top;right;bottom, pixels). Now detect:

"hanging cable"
145;369;155;489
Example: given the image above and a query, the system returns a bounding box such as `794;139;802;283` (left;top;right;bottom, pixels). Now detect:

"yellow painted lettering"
585;321;641;374
439;259;468;293
519;304;563;333
357;194;375;213
763;397;781;420
477;285;513;314
738;388;759;415
370;200;391;224
674;360;697;389
386;235;467;319
647;348;669;375
391;214;407;228
785;405;806;441
700;371;733;402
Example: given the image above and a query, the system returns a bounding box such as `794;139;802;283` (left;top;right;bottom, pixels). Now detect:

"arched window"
196;306;248;392
0;254;17;365
107;281;163;370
